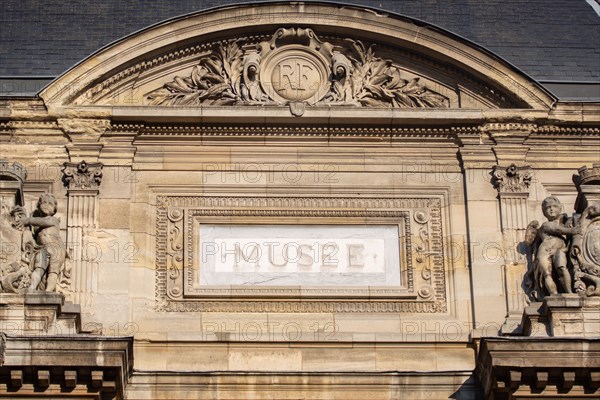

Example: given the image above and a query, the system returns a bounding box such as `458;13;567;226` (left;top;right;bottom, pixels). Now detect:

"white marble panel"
198;224;401;286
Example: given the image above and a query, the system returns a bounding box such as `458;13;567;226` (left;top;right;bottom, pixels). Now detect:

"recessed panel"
198;224;401;286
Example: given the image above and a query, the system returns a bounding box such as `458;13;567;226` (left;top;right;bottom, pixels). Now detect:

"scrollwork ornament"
146;28;448;109
62;161;103;190
421;267;432;281
165;206;184;299
492;164;532;193
570;203;600;296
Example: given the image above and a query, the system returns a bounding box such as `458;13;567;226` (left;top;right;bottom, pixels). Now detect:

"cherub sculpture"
525;196;576;299
14;193;68;292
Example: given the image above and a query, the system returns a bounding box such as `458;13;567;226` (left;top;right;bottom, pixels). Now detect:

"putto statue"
525;167;600;299
525;197;575;298
0;160;70;294
14;194;68;292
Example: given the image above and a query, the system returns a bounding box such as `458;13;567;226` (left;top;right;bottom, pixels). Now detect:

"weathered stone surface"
478;337;600;399
0;2;598;399
1;162;70;294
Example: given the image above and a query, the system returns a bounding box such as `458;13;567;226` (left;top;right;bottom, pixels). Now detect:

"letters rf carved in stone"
146;28;448;109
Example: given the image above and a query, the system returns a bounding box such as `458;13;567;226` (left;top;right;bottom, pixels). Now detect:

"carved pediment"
71;27;529;110
41;4;554;111
142;28;449;109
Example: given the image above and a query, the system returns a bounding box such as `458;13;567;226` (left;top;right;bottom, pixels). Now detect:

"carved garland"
155;196;447;313
146;28;449;109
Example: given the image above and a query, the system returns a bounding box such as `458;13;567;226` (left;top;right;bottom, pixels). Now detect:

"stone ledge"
126;371;482;400
0;334;133;400
515;295;600;338
477;337;600;400
0;293;88;335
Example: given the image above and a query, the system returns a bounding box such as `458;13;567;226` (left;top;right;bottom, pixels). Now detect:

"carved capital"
492;164;533;194
62;161;103;191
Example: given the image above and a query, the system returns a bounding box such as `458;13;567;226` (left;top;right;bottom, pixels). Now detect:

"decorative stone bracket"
481;295;600;399
477;336;600;399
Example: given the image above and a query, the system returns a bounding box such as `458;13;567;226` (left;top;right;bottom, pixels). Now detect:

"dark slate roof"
1;0;599;83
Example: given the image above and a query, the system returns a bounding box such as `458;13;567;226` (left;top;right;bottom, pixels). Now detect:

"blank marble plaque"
198;224;401;286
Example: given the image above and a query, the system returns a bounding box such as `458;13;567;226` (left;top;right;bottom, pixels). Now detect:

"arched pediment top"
39;2;556;112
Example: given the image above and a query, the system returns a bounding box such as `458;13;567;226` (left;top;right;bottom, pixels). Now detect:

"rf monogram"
276;61;314;92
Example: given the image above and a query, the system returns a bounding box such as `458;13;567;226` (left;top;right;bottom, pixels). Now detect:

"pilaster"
62;161;103;309
457;128;506;328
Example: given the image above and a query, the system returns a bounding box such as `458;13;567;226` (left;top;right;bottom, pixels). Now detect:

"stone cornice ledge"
477;337;600;399
0;334;133;399
105;106;551;125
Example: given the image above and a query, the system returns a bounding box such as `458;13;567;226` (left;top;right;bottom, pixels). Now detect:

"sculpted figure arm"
18;194;66;292
535;197;575;295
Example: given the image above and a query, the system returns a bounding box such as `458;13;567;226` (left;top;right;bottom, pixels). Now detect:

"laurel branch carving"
147;28;448;108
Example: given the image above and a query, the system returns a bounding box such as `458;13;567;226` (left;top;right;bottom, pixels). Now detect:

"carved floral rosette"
146;28;449;109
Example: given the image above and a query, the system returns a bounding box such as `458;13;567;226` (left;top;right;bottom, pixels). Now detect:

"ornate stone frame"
155;195;448;313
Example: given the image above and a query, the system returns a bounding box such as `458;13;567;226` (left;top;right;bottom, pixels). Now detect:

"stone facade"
0;3;599;399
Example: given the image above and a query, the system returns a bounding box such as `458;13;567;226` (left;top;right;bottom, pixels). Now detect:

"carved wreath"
146;28;448;108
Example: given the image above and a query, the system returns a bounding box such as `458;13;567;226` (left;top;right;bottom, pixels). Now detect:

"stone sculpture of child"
15;193;66;292
533;196;575;295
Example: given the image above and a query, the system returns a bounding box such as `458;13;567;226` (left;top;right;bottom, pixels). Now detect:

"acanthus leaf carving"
148;40;245;106
493;164;533;193
146;28;449;109
62;161;103;190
